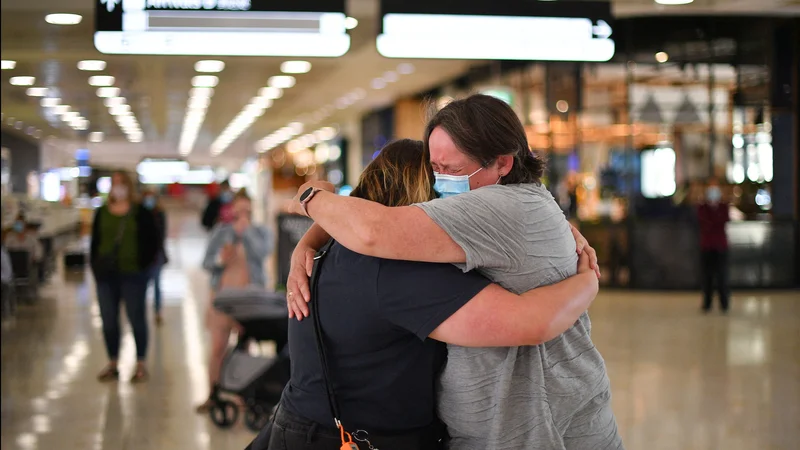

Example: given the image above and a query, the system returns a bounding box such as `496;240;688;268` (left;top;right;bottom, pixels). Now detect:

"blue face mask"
220;191;233;204
434;168;483;199
12;222;24;233
706;187;722;203
143;197;156;209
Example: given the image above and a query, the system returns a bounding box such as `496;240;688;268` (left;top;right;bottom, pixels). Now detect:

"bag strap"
309;239;357;448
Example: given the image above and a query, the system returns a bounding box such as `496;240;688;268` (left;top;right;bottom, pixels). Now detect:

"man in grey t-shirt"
416;183;623;450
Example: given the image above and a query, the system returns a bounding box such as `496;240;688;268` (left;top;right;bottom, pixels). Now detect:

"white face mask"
433;168;483;199
111;185;129;200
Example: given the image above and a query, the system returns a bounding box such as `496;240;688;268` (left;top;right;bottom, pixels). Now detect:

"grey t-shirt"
416;184;621;450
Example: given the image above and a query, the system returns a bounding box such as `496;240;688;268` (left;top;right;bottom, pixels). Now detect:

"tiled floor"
2;212;799;450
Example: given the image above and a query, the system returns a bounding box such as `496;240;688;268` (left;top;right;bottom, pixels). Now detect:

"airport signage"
95;0;349;56
376;0;615;62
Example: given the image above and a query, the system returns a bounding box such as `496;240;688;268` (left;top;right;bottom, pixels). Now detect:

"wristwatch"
299;187;322;217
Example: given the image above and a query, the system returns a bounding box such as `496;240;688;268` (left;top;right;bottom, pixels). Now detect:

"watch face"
299;187;314;202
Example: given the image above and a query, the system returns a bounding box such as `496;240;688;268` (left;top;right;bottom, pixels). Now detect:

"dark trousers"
96;272;149;360
701;250;730;311
247;405;445;450
149;261;164;314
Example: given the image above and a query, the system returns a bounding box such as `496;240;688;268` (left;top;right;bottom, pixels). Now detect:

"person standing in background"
142;189;168;325
201;179;233;231
4;213;44;264
697;178;730;313
91;171;160;382
197;190;273;412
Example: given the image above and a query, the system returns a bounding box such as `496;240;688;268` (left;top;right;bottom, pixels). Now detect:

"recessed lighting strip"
91;74;144;142
178;71;221;156
209;73;300;156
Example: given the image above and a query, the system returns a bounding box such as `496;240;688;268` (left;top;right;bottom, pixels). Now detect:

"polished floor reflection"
2;212;799;450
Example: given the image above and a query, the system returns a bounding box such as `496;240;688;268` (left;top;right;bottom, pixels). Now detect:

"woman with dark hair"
286;94;622;449
91;171;160;383
248;138;599;450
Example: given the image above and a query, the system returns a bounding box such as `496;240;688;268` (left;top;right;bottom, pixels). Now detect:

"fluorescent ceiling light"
258;87;283;99
190;87;214;98
289;122;304;134
655;51;669;63
382;71;398;83
268;76;296;89
109;105;131;116
26;87;49;97
40;97;61;107
103;97;126;107
397;63;415;74
376;14;615;62
1;60;16;70
188;96;210;109
89;75;115;86
281;61;312;74
45;13;82;25
192;75;219;87
251;97;274;109
344;17;358;30
53;105;70;115
10;76;36;86
89;132;104;143
655;0;694;4
194;60;225;73
96;87;121;97
78;60;106;71
371;78;387;90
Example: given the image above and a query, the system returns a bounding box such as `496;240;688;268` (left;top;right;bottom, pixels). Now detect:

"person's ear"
496;155;514;177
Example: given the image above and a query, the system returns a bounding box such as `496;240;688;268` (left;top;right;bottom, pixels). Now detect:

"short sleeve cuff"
412;279;490;341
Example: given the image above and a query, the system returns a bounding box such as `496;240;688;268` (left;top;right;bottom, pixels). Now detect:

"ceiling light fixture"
26;87;49;97
89;132;104;143
344;17;358;30
258;87;283;100
655;0;694;5
397;63;415;75
103;97;126;107
280;61;312;74
1;60;17;70
88;75;115;86
194;60;226;73
655;51;669;63
382;71;398;82
96;87;121;97
77;60;107;71
268;75;296;89
371;78;387;90
45;13;83;25
52;105;70;115
10;76;36;86
40;97;61;107
191;75;219;87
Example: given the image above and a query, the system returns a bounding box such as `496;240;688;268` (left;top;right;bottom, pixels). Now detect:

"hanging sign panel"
95;0;349;56
376;0;614;62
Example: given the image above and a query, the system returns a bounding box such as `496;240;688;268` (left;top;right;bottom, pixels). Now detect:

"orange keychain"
338;420;359;450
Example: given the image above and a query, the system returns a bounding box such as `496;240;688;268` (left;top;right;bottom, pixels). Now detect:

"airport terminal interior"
1;0;799;449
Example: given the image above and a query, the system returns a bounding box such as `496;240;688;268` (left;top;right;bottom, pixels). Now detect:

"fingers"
286;287;308;321
304;251;314;277
586;246;601;279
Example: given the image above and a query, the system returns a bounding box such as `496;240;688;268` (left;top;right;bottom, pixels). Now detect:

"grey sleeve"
414;188;525;272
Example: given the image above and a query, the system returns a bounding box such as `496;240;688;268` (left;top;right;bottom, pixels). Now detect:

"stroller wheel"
244;405;271;432
209;400;239;428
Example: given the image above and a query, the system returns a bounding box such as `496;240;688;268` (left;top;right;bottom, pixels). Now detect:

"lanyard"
309;240;359;450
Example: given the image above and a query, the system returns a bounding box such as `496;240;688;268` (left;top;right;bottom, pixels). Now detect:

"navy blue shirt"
282;242;491;432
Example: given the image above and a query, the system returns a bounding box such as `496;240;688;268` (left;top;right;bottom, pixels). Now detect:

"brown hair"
233;189;251;202
350;139;436;207
424;93;545;184
110;170;137;204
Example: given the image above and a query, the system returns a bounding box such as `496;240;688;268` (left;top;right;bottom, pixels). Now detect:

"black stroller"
209;287;290;431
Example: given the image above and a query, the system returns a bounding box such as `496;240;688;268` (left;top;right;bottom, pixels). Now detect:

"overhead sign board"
95;0;349;56
376;0;615;62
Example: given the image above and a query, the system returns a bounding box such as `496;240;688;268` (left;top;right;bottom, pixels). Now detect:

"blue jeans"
96;272;149;361
149;261;164;314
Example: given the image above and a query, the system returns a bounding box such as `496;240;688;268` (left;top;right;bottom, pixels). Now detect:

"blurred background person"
3;213;43;266
197;190;273;412
697;178;730;313
90;171;161;383
201;179;233;232
142;188;169;325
